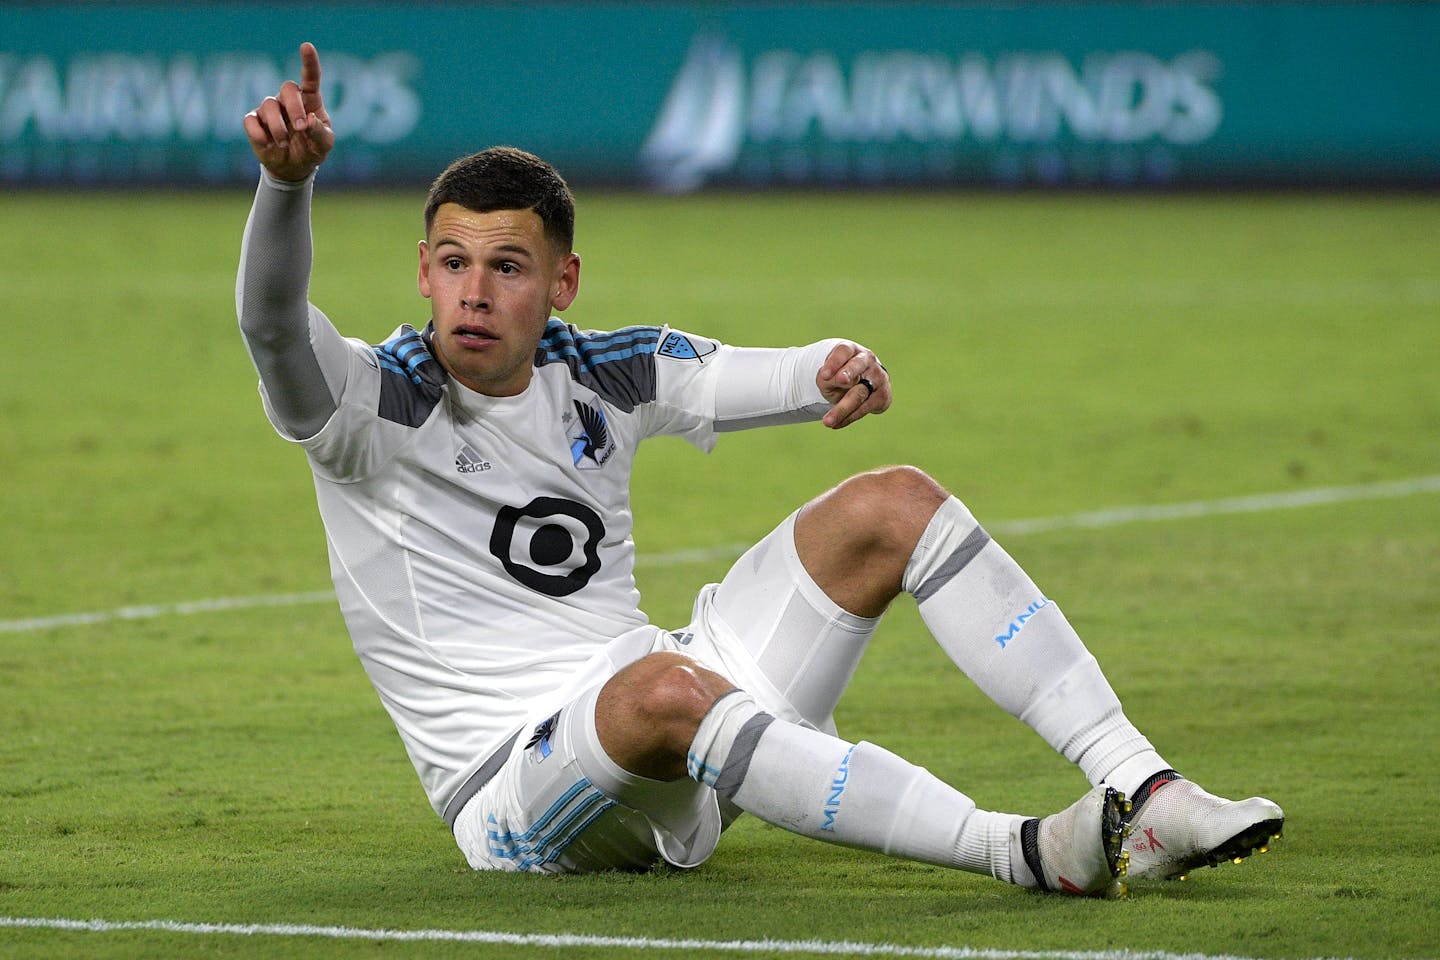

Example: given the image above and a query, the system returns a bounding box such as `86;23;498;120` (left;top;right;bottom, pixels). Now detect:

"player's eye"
444;257;464;271
498;262;519;275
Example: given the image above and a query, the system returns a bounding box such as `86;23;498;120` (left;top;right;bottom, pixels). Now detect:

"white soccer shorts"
452;509;881;873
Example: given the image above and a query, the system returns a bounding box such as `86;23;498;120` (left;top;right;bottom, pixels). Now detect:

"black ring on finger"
857;377;875;399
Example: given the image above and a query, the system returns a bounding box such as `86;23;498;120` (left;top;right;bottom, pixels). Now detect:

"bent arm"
711;340;841;431
235;170;349;440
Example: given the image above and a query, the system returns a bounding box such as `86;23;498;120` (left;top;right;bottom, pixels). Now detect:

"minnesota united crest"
568;399;616;469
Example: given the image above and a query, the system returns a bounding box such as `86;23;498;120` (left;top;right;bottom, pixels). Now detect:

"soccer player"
237;43;1283;892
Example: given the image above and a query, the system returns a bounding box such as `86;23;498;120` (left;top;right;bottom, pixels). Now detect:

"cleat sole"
1091;787;1130;898
1100;787;1127;884
1178;816;1285;876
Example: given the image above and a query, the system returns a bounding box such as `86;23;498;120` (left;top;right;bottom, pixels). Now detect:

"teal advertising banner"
1;2;1435;189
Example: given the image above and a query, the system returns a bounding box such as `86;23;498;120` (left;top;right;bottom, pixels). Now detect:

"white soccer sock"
903;497;1167;796
689;690;1025;881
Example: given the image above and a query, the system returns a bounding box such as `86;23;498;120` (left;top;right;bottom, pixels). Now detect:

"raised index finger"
299;42;324;114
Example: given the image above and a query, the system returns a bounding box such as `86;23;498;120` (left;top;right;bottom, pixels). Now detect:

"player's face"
418;203;579;397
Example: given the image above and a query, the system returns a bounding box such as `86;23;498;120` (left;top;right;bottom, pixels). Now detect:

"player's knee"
604;653;734;744
828;466;948;551
596;653;737;778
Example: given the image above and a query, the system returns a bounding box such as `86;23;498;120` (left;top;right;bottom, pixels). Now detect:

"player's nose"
460;274;491;311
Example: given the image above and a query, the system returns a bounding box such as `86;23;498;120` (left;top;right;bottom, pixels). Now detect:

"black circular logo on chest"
528;523;573;566
489;497;604;597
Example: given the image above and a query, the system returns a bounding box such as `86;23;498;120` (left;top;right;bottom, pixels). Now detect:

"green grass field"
2;186;1437;959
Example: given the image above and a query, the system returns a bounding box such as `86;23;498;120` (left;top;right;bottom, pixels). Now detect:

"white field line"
3;474;1438;637
0;590;338;635
990;473;1440;536
0;915;1353;960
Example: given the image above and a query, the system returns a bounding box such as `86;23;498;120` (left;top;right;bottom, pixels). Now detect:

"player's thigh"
703;510;880;729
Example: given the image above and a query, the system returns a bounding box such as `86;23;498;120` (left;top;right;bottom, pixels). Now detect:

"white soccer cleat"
1123;777;1284;881
1021;784;1129;897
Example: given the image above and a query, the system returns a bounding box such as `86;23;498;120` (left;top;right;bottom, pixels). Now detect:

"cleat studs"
1232;857;1244;865
1258;845;1269;854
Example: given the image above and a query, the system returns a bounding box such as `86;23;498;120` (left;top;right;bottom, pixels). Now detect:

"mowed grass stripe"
4;473;1436;635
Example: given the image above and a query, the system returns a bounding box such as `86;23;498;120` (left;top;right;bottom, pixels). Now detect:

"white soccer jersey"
260;318;829;822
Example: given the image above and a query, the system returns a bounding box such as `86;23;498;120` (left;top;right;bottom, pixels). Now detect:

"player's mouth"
451;324;499;348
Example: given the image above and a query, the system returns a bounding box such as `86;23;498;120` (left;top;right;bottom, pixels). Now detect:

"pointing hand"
243;42;335;182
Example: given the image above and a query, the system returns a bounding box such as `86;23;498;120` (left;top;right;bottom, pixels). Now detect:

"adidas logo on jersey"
455;444;492;474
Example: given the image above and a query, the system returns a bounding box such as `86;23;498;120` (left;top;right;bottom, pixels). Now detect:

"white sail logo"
641;36;747;192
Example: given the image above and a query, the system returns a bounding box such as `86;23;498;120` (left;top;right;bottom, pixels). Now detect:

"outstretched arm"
236;43;348;440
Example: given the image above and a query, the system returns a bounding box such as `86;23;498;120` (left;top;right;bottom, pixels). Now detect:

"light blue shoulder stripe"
533;320;660;413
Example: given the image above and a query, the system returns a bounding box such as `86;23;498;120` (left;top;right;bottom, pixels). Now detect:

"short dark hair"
424;147;575;252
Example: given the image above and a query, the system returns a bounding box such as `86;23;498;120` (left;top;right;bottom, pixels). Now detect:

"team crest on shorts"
567;399;615;469
526;711;560;762
657;332;717;363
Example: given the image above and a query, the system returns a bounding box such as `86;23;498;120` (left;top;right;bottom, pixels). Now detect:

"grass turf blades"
1;190;1437;959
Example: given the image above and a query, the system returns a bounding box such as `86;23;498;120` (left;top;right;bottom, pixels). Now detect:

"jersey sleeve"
238;172;442;482
642;327;841;449
236;170;352;442
257;334;388;482
263;324;448;482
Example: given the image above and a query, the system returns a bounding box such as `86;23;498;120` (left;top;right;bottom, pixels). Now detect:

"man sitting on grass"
236;42;1283;892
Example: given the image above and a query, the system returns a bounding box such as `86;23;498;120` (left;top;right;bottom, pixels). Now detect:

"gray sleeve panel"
235;171;342;440
713;404;834;432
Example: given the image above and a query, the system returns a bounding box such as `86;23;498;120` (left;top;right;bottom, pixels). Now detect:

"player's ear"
417;239;433;299
550;252;580;312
